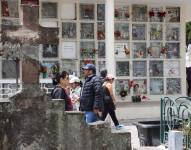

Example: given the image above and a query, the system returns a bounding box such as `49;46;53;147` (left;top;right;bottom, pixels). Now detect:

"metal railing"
0;78;53;102
160;97;191;149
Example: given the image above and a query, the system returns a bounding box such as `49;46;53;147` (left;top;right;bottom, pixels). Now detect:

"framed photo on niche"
61;60;77;75
166;78;181;94
149;7;163;22
165;7;180;22
148;42;162;58
132;79;147;95
80;4;94;20
164;60;180;77
133;61;147;77
150;24;163;40
116;61;129;76
98;42;105;58
80;42;95;59
132;24;146;40
39;27;59;44
132;4;147;22
97;4;105;21
115;79;130;98
150;78;164;95
62;22;76;39
149;61;163;77
166;24;180;41
41;61;59;78
80;23;94;39
97;22;105;40
41;2;57;19
98;61;106;74
42;44;58;58
114;5;130;21
132;42;146;58
2;0;19;18
114;23;129;40
115;43;130;58
166;43;180;59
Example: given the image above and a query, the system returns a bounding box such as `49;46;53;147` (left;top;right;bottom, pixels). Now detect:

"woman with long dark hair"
51;71;73;111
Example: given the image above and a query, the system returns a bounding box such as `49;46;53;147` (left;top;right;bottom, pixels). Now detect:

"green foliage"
186;22;191;46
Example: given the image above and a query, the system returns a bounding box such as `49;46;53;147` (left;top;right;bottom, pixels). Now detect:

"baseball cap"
82;63;95;70
69;77;81;83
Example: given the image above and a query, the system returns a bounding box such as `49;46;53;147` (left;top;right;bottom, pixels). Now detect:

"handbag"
104;95;111;104
103;86;112;104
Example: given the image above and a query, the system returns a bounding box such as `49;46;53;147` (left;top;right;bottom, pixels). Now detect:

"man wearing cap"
80;63;104;123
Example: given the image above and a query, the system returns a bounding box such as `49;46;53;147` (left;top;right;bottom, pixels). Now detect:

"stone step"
111;125;141;149
137;145;167;150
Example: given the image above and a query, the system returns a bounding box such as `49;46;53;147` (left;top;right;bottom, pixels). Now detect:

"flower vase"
132;95;141;103
42;72;47;78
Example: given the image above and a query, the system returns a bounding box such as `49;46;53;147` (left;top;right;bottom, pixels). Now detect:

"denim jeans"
85;111;97;123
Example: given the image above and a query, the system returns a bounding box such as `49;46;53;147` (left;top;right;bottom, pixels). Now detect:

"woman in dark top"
101;74;124;130
51;71;73;111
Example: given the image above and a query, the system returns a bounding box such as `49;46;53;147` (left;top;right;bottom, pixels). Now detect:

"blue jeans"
85;111;97;123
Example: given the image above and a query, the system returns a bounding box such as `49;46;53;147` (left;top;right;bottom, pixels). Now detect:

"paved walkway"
111;124;167;150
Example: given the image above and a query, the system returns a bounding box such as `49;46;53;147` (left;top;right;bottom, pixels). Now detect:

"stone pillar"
105;0;115;75
46;100;66;150
65;112;131;150
0;102;12;150
64;111;89;149
168;130;183;150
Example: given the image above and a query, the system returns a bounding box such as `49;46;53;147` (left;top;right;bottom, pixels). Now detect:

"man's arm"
92;77;104;110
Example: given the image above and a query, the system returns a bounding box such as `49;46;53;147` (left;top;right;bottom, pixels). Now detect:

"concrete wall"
116;101;160;120
0;88;131;150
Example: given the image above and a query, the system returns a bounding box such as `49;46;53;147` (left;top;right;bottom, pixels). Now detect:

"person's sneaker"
115;124;124;130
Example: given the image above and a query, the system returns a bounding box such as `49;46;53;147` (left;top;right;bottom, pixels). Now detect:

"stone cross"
22;58;40;85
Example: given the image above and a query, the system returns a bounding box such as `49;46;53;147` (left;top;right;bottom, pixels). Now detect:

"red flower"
115;9;119;17
40;66;47;73
129;80;135;88
158;11;166;17
114;30;121;38
149;10;155;17
147;47;152;55
125;12;129;18
97;31;105;40
81;48;86;52
161;47;168;54
84;60;93;64
92;49;97;53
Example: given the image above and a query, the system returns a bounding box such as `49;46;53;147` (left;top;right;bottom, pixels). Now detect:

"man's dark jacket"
80;75;104;111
